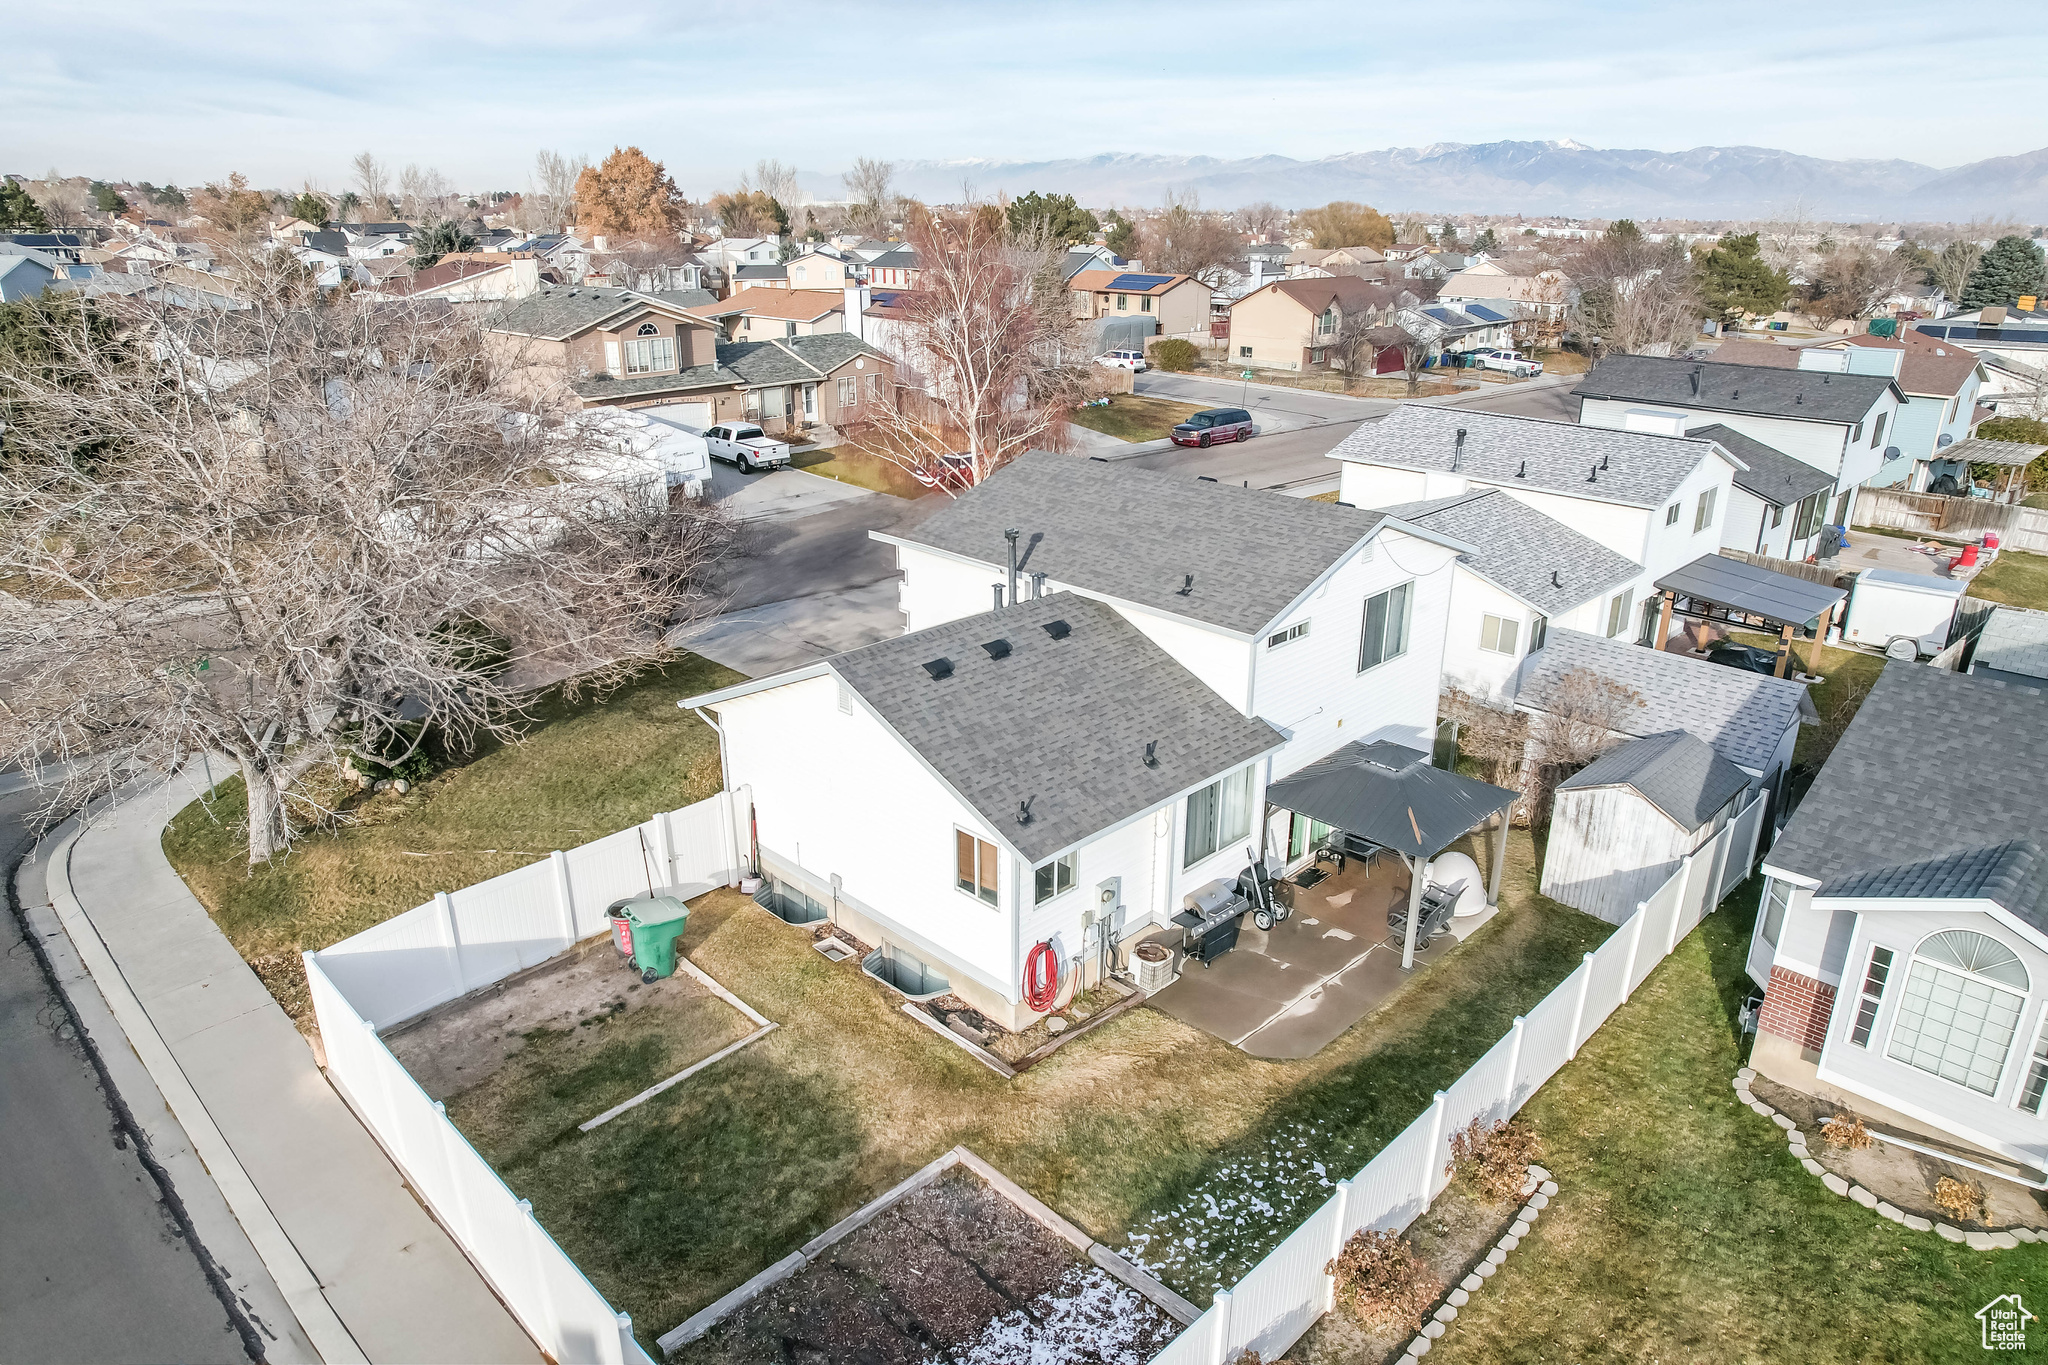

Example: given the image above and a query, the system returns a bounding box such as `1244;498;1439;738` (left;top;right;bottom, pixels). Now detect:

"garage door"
636;401;714;431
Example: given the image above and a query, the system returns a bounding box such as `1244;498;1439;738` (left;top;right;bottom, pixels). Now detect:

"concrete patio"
1144;855;1497;1060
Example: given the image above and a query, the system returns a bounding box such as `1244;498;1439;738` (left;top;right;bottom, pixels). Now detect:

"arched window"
637;322;659;336
1888;929;2030;1096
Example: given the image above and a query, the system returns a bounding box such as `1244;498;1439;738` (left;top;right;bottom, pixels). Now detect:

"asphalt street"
0;787;256;1364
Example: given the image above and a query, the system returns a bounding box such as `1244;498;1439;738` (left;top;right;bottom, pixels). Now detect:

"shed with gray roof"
1544;728;1755;924
1328;405;1736;510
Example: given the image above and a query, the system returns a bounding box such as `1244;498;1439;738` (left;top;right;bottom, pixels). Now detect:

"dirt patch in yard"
674;1166;1181;1365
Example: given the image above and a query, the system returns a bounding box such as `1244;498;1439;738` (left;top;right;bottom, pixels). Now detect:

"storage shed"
1541;730;1751;924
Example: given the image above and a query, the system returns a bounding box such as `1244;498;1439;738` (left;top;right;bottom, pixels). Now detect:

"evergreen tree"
0;181;52;232
410;219;478;269
1604;218;1642;246
89;182;128;214
289;191;328;223
1472;227;1499;253
1961;234;2048;309
1004;191;1097;245
1103;211;1139;259
1695;232;1790;323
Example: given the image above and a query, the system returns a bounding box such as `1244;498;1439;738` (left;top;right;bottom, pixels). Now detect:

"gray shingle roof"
1820;840;2048;928
719;333;885;385
1381;488;1640;616
1574;354;1897;425
1558;729;1750;829
1770;665;2048;930
829;593;1283;861
1975;606;2048;682
572;362;742;401
887;450;1408;636
488;285;705;340
734;264;786;279
1328;406;1724;510
1515;629;1813;773
1689;424;1833;506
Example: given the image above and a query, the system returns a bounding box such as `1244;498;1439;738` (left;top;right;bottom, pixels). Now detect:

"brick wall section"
1760;966;1837;1052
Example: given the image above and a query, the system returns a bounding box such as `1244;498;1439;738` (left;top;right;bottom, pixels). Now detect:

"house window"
1034;852;1077;905
2020;1006;2048;1114
838;376;857;407
1184;766;1255;868
1527;614;1548;652
1141;295;1152;313
1887;929;2029;1096
1760;879;1791;947
1665;503;1681;527
955;829;998;905
1318;305;1337;336
1358;581;1413;672
1605;588;1634;639
1851;421;1863;442
1239;346;1253;358
1850;945;1893;1047
1870;412;1887;449
1479;614;1520;655
867;373;884;402
1771;502;1786;528
1287;813;1332;862
744;389;762;418
1693;487;1717;533
1310;348;1326;365
623;336;675;374
792;264;807;283
637;322;658;336
1117;294;1129;311
1794;491;1828;540
604;340;621;374
1267;621;1309;649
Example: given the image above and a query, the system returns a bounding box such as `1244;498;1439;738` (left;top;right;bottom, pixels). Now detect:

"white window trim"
1883;933;2029;1100
1358;580;1414;675
1033;851;1077;906
1267;620;1310;650
2019;998;2048;1116
954;826;999;907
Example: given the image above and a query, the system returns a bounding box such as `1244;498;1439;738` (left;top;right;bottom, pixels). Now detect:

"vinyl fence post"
519;1198;558;1356
650;812;675;891
615;1311;636;1364
436;891;466;996
551;850;576;944
1421;1089;1449;1208
1667;854;1695;955
1504;1015;1527;1114
1621;905;1647;1000
1208;1287;1233;1365
1567;952;1595;1059
1323;1180;1354;1311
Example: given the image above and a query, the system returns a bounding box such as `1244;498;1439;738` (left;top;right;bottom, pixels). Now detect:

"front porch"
1144;852;1500;1059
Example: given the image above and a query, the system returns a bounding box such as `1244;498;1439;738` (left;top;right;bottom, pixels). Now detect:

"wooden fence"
1856;488;2048;554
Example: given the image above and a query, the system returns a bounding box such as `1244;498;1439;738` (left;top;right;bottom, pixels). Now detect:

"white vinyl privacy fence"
306;788;752;1364
1150;791;1766;1365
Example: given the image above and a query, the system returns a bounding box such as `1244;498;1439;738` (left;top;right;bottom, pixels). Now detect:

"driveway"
702;460;875;523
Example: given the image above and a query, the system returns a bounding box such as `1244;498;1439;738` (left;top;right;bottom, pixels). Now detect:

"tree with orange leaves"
573;146;685;237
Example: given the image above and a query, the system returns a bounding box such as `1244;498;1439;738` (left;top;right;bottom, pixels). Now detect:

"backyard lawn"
162;654;740;1022
791;444;929;499
1966;545;2048;612
450;825;1611;1348
1068;393;1208;442
1432;878;2048;1364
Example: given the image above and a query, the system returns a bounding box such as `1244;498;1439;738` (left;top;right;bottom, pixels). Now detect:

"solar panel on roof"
1464;305;1509;323
1107;272;1175;291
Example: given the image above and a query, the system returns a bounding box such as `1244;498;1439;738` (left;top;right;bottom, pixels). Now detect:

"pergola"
1649;553;1849;677
1938;437;2048;502
1264;740;1518;969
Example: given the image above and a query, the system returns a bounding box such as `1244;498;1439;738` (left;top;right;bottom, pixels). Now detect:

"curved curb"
1733;1068;2039;1251
1399;1165;1557;1360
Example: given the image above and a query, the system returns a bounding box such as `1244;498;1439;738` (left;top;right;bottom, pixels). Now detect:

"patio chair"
1386;882;1458;947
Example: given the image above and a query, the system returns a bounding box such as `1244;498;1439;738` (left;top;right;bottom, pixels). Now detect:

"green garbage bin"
621;895;690;982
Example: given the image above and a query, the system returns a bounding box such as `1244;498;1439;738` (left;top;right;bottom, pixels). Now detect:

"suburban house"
1068;270;1212;340
731;263;788;292
1513;626;1813;805
1574;354;1904;531
0;251;57;302
1373;487;1642;700
485;284;893;431
1436;261;1572;324
1715;332;1985;491
1749;664;2048;1182
1685;423;1837;560
1542;729;1752;924
786;249;856;290
1329;406;1745;644
688;288;844;341
404;254;555;305
1227;276;1391;372
1914;301;2048;380
1283;246;1386;280
680;452;1475;1029
1393;305;1517;363
866;247;921;289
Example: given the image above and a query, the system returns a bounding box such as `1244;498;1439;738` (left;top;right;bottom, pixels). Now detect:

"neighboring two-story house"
1068;270;1213;340
688;288;845;341
1227;276;1388;373
866;247;921;289
1749;664;2048;1183
1573;353;1903;534
683;453;1473;1029
1330;406;1745;646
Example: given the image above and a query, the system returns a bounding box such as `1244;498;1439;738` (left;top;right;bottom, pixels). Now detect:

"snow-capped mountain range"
793;140;2048;219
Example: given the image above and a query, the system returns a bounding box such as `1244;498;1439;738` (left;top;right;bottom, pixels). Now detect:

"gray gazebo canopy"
1265;740;1518;861
1654;553;1847;631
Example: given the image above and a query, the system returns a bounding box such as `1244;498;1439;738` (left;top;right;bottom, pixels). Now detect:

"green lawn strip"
1966;546;2048;612
1432;880;2048;1365
790;446;927;499
1069;394;1209;442
163;654;741;1018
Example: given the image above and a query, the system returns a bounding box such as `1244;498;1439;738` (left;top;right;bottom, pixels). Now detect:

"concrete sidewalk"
673;579;904;678
40;769;540;1364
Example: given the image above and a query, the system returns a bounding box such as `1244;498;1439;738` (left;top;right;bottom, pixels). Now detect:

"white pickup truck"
703;422;791;473
1471;348;1544;377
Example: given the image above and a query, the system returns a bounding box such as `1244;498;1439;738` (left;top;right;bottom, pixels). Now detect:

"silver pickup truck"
703;421;791;473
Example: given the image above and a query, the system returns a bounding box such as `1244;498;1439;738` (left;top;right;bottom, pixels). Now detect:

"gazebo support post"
1773;621;1796;678
1653;590;1675;651
1401;853;1425;970
1488;808;1510;907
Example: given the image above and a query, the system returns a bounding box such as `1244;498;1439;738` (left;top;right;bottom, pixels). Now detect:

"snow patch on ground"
941;1266;1178;1365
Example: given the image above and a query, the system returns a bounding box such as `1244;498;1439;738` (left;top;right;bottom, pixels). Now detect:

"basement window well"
863;947;951;1002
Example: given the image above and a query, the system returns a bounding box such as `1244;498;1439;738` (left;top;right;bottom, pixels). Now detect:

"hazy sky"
8;0;2036;195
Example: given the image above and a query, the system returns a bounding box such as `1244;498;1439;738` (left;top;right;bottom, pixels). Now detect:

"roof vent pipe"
1453;427;1466;470
1516;459;1526;478
1004;528;1020;606
1690;365;1702;396
992;583;1004;611
1031;571;1047;601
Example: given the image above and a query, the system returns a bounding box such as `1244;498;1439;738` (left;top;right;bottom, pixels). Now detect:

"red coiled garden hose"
1023;940;1060;1012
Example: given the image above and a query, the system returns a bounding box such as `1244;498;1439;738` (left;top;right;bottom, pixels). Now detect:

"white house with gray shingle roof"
1750;665;2048;1178
1331;406;1745;645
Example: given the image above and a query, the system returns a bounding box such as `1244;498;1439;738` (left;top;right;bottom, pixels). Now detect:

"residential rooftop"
1327;405;1733;510
487;285;711;340
1688;424;1833;507
571;332;885;401
1573;354;1899;425
1381;488;1639;615
1972;605;2048;687
1558;729;1752;829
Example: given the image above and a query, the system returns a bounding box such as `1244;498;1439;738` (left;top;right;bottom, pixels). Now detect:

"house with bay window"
1748;664;2048;1181
683;451;1473;1031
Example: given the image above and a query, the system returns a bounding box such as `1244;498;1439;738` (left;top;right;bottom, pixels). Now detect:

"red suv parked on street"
1170;407;1256;447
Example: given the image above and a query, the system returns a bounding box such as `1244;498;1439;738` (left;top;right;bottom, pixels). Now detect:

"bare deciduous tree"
1522;667;1646;821
351;152;390;217
1440;685;1530;796
854;212;1088;491
1801;244;1916;327
0;253;735;864
1567;233;1703;357
841;158;893;234
395;164;452;223
743;159;803;213
1932;239;1984;305
1235;201;1285;241
1144;188;1240;289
